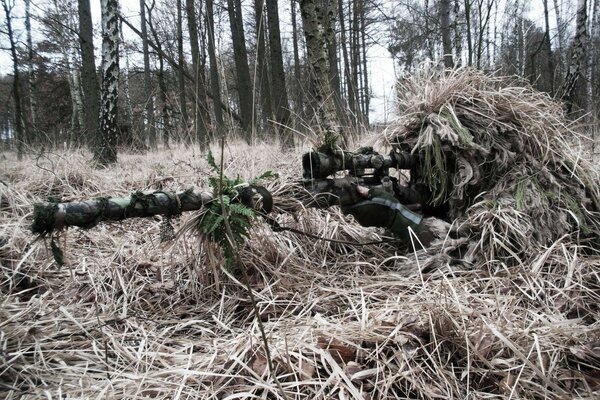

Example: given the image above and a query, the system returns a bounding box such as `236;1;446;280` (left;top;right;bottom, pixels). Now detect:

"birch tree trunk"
94;0;120;165
559;0;587;114
70;50;85;138
553;0;567;72
440;0;454;68
453;0;463;66
586;0;598;117
299;0;339;142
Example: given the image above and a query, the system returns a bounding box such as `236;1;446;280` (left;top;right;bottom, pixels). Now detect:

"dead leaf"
251;353;268;376
298;358;315;379
317;336;355;363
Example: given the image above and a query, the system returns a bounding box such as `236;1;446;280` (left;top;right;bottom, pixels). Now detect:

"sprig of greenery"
199;150;275;266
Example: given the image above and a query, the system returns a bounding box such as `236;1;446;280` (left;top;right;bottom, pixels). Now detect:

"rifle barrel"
32;190;213;234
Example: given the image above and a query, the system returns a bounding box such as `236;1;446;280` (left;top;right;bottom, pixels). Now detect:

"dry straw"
2;70;600;399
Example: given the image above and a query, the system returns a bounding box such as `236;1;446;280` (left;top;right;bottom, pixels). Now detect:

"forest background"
0;0;598;163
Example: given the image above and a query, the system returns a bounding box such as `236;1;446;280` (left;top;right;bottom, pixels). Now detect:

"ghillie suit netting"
381;69;600;266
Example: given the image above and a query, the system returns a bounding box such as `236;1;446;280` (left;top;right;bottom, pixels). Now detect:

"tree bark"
542;0;555;96
553;0;567;72
266;0;292;147
360;1;369;125
54;0;80;144
464;0;473;66
176;0;189;139
338;0;356;124
70;49;86;142
1;0;24;160
254;0;273;130
440;0;454;67
206;0;224;128
94;0;120;165
299;0;339;142
586;0;598;117
291;0;304;117
25;0;37;145
559;0;587;114
227;0;254;139
140;0;156;148
453;0;463;65
146;3;171;148
121;16;243;124
78;0;100;148
186;0;210;149
300;0;335;135
121;24;136;146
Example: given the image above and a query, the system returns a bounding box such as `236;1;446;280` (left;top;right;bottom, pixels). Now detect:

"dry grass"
2;71;600;399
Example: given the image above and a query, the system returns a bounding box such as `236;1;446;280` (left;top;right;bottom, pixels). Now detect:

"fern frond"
229;203;255;217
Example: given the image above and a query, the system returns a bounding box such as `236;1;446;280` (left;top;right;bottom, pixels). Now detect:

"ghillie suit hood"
381;69;600;265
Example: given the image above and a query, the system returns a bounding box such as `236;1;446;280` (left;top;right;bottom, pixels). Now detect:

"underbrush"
1;140;599;399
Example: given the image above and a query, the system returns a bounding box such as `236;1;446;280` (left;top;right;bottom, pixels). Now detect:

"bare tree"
559;0;588;114
542;0;555;95
94;0;120;165
553;0;567;71
586;0;599;118
299;0;339;142
78;0;100;148
1;0;24;159
254;0;273;129
290;0;304;117
206;0;223;129
227;0;254;138
440;0;455;67
185;0;210;148
140;0;156;148
25;0;37;143
176;0;189;137
266;0;292;147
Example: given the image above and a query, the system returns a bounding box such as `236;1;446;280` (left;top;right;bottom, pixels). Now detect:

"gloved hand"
342;186;425;244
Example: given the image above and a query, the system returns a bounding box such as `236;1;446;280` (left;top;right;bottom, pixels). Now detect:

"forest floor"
1;140;599;399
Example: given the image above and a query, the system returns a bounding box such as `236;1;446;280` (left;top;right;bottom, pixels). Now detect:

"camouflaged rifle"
31;147;426;235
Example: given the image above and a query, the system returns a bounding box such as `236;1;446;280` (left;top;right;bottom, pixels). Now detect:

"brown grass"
2;71;600;399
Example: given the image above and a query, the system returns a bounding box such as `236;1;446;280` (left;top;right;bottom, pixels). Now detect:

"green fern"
199;150;274;266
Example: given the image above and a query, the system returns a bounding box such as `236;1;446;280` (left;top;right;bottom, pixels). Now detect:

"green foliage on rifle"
201;150;275;265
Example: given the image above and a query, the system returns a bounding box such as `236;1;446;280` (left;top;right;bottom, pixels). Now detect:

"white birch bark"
95;0;120;164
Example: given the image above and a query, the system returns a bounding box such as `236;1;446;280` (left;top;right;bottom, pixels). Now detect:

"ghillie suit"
381;69;600;266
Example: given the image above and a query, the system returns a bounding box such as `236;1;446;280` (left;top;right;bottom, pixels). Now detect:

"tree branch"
120;15;242;124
